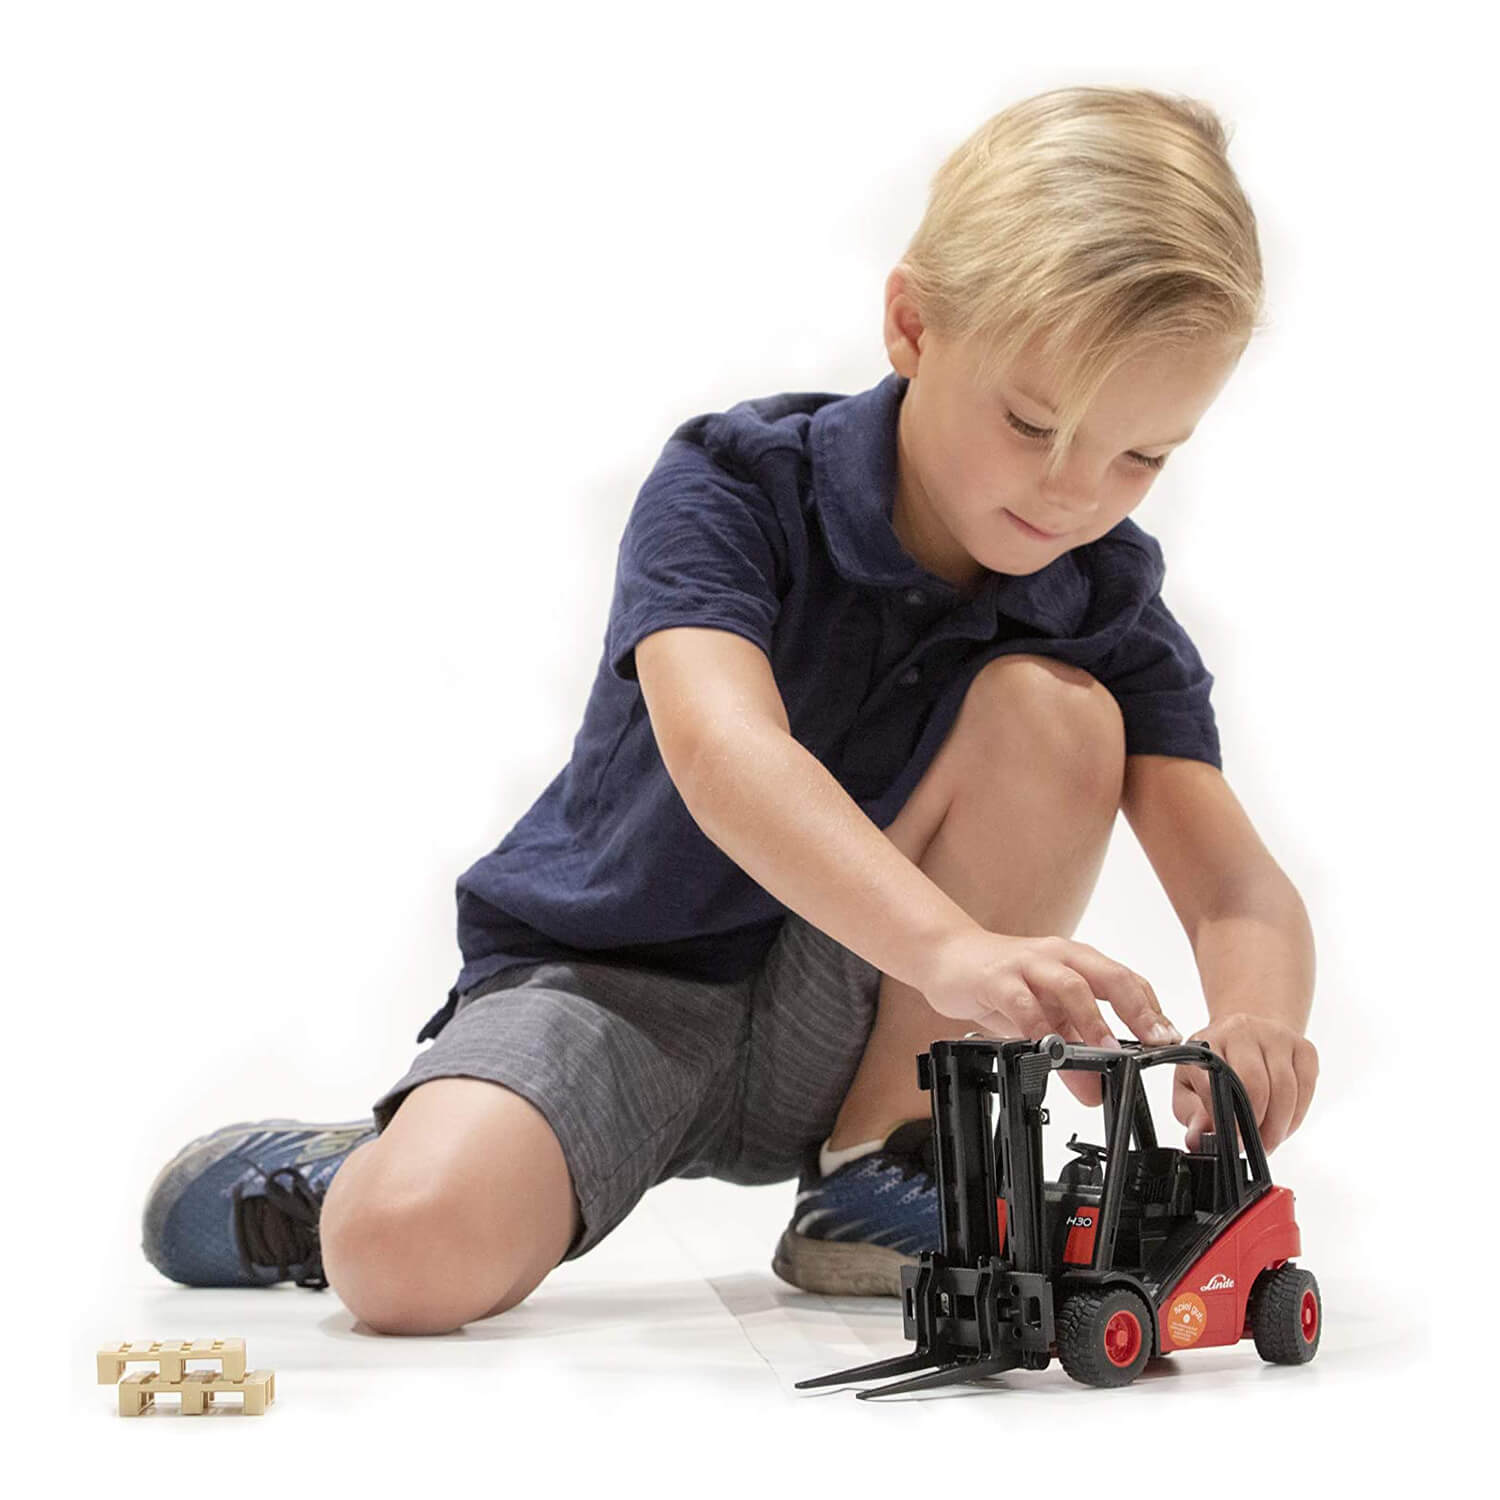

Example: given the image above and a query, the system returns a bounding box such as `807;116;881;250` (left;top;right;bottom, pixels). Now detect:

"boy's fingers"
1173;1079;1193;1128
1055;1020;1105;1105
1286;1040;1319;1136
1136;973;1179;1038
1227;1042;1271;1135
1261;1046;1299;1153
1069;950;1179;1044
1172;1073;1211;1147
1174;1067;1212;1120
1028;962;1121;1051
1061;1070;1104;1107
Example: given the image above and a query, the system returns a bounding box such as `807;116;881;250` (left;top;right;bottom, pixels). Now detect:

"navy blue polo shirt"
416;371;1220;1043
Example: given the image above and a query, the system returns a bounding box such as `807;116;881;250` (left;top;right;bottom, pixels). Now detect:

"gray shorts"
370;912;883;1262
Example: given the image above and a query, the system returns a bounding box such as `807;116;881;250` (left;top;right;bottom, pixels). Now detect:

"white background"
5;0;1490;1487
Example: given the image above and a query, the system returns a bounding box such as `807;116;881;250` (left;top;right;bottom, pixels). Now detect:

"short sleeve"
605;430;784;683
1097;587;1222;769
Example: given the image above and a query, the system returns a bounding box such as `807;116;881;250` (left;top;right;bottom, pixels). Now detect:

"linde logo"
1200;1273;1235;1292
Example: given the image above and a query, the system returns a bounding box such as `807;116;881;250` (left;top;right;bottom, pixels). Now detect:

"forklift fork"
796;1350;1016;1399
795;1039;1056;1398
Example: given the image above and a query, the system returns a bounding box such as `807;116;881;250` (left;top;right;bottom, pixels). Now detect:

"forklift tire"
1056;1288;1154;1387
1248;1264;1321;1364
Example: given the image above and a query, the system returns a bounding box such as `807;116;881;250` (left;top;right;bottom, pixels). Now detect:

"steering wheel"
1066;1135;1111;1161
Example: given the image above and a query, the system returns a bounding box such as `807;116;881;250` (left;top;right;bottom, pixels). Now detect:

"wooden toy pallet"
97;1339;276;1416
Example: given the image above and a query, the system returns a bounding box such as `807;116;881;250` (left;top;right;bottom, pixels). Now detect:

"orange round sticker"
1167;1293;1208;1347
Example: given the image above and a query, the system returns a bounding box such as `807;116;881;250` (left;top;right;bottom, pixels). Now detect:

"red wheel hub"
1104;1309;1142;1367
1300;1288;1318;1342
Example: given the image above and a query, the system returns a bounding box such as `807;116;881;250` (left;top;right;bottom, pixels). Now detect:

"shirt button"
903;589;926;606
898;667;920;686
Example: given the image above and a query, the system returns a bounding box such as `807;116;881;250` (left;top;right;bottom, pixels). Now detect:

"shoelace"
231;1165;329;1289
880;1130;938;1187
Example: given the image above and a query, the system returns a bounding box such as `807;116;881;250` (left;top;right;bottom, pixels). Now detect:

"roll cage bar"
927;1034;1271;1277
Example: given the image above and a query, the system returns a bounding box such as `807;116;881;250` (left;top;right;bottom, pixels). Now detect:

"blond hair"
899;86;1267;481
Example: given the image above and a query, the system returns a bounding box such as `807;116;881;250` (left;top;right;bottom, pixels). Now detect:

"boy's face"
884;282;1242;588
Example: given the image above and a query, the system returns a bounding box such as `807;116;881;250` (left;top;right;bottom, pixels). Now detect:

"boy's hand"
1174;1013;1319;1155
920;930;1182;1108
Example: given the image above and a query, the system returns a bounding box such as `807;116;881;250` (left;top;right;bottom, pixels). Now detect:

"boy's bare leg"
320;1077;583;1334
825;654;1127;1149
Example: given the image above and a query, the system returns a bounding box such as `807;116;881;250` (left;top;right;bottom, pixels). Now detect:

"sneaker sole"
770;1227;917;1298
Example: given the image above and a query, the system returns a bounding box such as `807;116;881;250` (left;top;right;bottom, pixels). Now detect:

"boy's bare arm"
697;724;983;996
633;625;1172;1054
635;627;979;993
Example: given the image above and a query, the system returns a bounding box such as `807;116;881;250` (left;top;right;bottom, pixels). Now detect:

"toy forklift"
796;1033;1320;1397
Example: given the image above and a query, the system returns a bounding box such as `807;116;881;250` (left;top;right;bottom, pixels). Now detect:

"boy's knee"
320;1150;527;1334
961;653;1124;794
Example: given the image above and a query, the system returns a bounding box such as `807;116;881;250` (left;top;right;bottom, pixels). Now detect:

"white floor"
61;1164;1459;1492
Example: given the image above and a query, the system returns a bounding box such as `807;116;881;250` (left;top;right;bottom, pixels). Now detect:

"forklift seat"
1040;1149;1211;1270
1119;1148;1196;1220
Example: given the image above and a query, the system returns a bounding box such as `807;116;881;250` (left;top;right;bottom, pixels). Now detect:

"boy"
142;86;1318;1334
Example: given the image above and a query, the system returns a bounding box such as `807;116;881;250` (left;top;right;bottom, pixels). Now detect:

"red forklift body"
1160;1185;1299;1350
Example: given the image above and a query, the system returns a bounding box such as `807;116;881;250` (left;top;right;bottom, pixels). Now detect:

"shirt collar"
808;371;1091;639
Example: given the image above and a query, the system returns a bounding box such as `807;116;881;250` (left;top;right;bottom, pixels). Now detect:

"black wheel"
1057;1287;1154;1387
1249;1264;1321;1364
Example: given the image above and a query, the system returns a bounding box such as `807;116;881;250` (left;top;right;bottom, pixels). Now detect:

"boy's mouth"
1004;508;1064;540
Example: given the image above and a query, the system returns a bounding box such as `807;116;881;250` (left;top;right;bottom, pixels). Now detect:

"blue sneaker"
142;1118;377;1288
771;1119;938;1296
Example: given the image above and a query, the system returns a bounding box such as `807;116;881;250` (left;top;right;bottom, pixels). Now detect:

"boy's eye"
1006;412;1051;442
1005;410;1167;472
